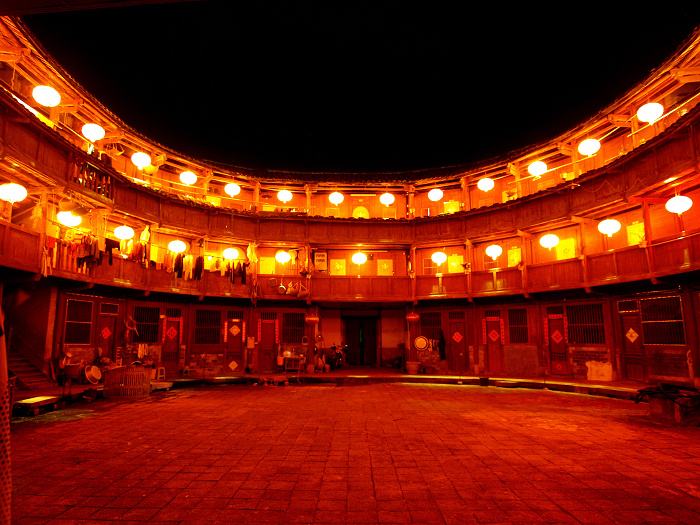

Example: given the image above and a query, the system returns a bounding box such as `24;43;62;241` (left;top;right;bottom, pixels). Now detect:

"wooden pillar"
253;182;261;212
405;184;415;219
460;175;471;212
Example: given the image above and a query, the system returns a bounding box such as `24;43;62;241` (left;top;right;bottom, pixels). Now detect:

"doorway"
343;316;378;367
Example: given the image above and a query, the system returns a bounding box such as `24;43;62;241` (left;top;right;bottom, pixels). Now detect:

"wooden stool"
155;367;166;381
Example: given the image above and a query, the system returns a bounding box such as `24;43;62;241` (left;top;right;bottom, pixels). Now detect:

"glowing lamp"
577;138;601;156
328;191;344;206
131;151;151;170
485;244;503;261
431;251;447;266
114;225;135;240
528;161;547;178
224;182;241;197
223;247;239;260
379;192;395;206
352;252;367;265
277;189;293;203
428;188;444;202
168;240;187;254
32;85;61;107
597;219;622;237
477;177;495;192
0;183;28;204
665;195;693;215
637;102;664;124
81;123;105;143
179;170;197;185
275;250;291;264
539;233;560;250
57;211;82;228
406;311;420;322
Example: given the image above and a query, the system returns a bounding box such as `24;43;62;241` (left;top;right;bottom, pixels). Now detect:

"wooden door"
547;306;569;375
96;314;117;361
258;314;277;372
162;317;181;370
225;311;244;372
484;310;503;373
344;317;378;366
447;313;468;373
620;312;646;381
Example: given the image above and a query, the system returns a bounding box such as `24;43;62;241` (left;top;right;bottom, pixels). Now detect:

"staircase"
7;353;55;391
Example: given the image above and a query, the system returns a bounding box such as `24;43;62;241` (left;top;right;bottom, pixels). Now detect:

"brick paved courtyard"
9;383;700;524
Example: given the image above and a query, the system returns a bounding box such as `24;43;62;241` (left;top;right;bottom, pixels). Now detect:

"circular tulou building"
0;14;700;390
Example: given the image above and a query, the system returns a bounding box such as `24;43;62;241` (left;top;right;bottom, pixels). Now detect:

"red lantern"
406;312;420;322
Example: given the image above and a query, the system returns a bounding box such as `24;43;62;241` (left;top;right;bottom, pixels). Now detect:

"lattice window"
566;304;605;344
422;258;437;275
282;313;305;343
65;299;93;344
133;306;160;343
508;308;528;343
617;300;638;313
448;311;463;320
194;309;222;344
641;296;686;345
99;303;119;315
260;312;278;321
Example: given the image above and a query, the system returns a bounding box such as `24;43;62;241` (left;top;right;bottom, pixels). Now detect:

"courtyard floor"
9;383;700;524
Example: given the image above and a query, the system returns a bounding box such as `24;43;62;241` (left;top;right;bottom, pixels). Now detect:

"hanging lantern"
485;244;503;261
431;251;447;266
277;189;293;203
168;240;187;254
328;191;344;206
527;160;547;178
223;247;239;260
577;138;601;157
406;311;420;322
379;192;395;207
305;313;320;324
597;219;622;237
351;252;367;265
130;151;151;170
665;195;693;215
636;102;664;124
56;210;82;227
275;250;291;263
179;170;197;185
539;233;560;250
32;85;61;107
81;123;105;143
427;188;443;202
477;177;495;192
114;225;135;240
224;182;241;197
0;182;28;204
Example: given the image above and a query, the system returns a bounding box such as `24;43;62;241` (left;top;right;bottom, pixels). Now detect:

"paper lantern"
379;192;395;206
431;251;447;266
539;233;560;250
528;161;547;178
224;183;241;197
665;195;693;215
277;189;293;203
477;177;494;192
57;211;82;227
275;250;291;263
179;170;197;185
114;225;135;240
328;191;344;206
485;244;503;261
0;182;28;204
577;138;601;156
597;219;621;237
32;85;61;107
223;247;239;260
168;240;187;253
81;123;105;142
428;188;444;202
130;151;151;170
351;252;367;265
637;102;664;124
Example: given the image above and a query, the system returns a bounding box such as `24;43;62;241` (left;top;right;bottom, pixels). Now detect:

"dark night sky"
21;2;700;172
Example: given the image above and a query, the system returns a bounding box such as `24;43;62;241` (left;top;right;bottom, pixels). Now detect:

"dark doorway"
343;316;378;367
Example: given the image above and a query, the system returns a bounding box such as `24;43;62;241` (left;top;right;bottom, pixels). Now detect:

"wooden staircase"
7;352;55;391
